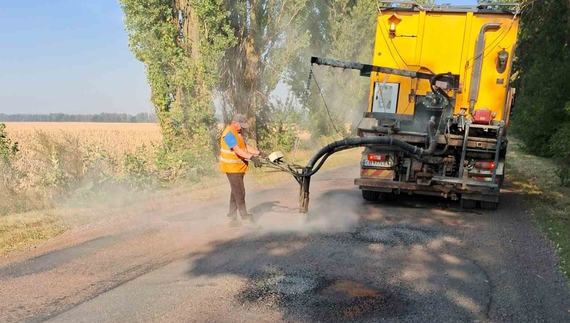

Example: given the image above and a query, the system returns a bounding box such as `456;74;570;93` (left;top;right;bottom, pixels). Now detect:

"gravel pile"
238;272;321;307
267;275;318;296
238;271;409;322
355;224;439;246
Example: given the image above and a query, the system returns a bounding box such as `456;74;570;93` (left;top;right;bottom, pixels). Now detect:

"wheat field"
4;122;162;162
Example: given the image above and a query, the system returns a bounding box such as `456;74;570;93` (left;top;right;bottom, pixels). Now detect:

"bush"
0;123;18;162
32;131;85;190
82;145;119;188
549;120;570;186
0;123;20;191
122;145;156;190
511;0;570;152
510;0;570;185
257;97;304;153
155;142;216;184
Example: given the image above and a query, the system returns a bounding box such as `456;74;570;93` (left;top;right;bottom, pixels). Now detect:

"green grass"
506;138;570;282
0;210;66;255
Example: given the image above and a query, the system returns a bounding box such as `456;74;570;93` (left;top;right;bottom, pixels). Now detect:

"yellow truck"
297;2;520;211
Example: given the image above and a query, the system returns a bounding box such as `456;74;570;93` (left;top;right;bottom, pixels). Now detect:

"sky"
0;0;477;115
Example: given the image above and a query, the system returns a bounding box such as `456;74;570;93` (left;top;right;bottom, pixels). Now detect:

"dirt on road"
1;164;569;323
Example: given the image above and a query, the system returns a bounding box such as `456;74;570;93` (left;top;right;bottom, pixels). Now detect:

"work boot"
243;219;262;230
228;218;242;227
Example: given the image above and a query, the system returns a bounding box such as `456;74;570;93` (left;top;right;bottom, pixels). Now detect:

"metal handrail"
477;1;520;7
377;1;425;10
377;1;520;10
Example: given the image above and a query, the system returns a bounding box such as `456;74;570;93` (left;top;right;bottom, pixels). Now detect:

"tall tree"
217;0;310;142
120;0;234;153
286;0;379;137
121;0;313;145
511;0;570;156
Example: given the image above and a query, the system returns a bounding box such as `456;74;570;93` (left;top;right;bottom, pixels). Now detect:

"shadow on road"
185;188;497;322
249;201;280;222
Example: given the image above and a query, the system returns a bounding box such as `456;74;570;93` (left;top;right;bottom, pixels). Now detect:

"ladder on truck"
457;120;505;185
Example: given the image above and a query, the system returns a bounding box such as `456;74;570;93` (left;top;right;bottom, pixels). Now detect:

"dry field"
4;122;162;162
1;122;163;254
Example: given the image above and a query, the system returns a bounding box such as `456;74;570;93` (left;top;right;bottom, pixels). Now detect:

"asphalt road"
1;164;570;323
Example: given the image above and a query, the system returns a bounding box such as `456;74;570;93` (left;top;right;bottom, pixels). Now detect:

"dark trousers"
226;173;251;220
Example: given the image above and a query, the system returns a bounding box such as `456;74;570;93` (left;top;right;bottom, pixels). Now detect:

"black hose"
434;119;451;155
297;117;439;213
297;146;356;178
424;116;438;156
295;116;439;181
419;66;436;75
305;129;437;173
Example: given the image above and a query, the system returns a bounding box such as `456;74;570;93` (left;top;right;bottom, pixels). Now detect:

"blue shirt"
224;132;246;149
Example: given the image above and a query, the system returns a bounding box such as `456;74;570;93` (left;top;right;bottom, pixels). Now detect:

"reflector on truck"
361;169;395;180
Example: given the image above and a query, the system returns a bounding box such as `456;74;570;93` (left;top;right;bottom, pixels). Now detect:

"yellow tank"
369;5;519;123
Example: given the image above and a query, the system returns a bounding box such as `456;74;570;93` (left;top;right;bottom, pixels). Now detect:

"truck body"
351;3;520;209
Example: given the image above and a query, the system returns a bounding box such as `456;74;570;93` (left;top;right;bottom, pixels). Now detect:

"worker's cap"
232;114;249;129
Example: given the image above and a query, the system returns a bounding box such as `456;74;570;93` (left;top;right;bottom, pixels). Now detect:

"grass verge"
0;211;66;255
506;138;570;282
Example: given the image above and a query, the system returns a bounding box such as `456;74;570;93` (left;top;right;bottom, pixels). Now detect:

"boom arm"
310;56;459;88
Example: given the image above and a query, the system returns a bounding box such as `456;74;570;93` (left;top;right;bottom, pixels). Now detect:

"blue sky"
0;0;477;115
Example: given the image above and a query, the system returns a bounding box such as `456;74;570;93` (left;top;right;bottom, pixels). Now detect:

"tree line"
0;113;157;123
511;0;570;184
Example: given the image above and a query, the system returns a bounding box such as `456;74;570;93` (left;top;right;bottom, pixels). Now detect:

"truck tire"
460;198;477;209
481;201;499;210
362;190;380;201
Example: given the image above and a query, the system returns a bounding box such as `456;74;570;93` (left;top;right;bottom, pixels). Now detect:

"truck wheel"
481;201;499;210
362;190;380;201
460;198;477;209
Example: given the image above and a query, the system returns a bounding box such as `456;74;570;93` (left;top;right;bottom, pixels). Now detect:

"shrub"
31;131;84;190
82;145;119;188
122;145;156;190
155;142;216;184
257;97;304;153
549;120;570;186
0;123;20;191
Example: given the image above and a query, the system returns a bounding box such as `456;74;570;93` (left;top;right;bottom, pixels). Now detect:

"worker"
219;114;266;229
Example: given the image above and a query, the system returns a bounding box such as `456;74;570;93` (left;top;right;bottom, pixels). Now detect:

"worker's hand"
258;151;268;159
250;156;263;168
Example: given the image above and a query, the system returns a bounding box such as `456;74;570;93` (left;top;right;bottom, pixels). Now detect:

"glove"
258;151;268;158
250;156;263;168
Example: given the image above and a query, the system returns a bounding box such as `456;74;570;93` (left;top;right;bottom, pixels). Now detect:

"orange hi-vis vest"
220;125;249;173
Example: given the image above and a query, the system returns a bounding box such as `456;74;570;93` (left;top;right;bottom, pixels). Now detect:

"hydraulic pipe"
469;23;501;116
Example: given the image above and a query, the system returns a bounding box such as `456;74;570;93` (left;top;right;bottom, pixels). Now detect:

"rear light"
367;154;387;162
475;161;495;170
473;109;493;125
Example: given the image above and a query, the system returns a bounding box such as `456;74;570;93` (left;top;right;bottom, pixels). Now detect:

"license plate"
363;160;391;167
